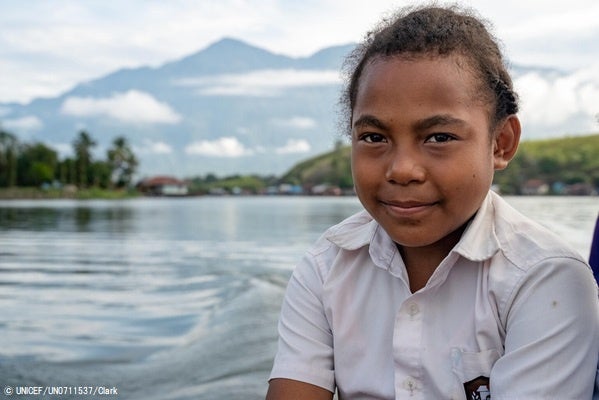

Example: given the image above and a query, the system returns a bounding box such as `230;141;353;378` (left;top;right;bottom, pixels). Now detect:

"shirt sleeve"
491;257;599;399
269;248;336;392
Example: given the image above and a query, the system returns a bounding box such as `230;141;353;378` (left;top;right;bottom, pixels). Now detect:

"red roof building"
137;176;189;196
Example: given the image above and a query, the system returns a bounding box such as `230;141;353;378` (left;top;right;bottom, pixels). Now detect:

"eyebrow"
353;114;466;132
352;115;389;131
413;114;466;131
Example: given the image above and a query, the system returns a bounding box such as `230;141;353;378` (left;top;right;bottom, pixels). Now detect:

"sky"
1;0;598;105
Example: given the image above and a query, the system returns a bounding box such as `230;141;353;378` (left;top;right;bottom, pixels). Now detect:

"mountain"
1;38;597;178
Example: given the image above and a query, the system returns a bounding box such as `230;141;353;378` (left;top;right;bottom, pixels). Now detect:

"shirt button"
403;377;419;394
407;302;420;316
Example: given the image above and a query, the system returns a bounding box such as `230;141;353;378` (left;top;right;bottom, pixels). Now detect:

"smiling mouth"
381;200;438;216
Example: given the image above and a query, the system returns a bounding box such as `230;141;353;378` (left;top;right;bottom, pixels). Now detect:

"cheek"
351;164;368;189
438;159;489;194
457;160;494;197
350;152;366;182
351;168;377;201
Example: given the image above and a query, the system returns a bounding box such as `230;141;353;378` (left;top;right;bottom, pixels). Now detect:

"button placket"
407;302;419;317
394;298;424;398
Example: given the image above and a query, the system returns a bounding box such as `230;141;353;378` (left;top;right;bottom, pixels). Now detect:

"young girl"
267;5;599;399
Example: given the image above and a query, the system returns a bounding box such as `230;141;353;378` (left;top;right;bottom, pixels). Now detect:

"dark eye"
361;133;387;143
426;133;454;143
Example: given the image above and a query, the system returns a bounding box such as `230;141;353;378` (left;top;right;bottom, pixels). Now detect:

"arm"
491;258;599;398
266;378;333;400
268;248;336;394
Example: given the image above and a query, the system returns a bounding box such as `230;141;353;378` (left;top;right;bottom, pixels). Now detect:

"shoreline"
0;187;140;200
1;187;597;201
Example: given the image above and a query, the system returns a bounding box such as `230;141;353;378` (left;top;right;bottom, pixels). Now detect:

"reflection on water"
0;195;596;399
0;202;135;232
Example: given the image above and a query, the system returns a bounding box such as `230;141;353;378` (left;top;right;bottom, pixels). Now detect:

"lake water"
0;195;597;399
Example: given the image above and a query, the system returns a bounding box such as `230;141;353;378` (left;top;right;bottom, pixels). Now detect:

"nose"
384;148;426;185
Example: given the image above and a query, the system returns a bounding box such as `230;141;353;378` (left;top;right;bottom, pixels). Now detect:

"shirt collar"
453;191;501;261
325;190;500;265
325;210;378;251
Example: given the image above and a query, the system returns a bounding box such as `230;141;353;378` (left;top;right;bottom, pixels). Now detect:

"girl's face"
351;55;499;252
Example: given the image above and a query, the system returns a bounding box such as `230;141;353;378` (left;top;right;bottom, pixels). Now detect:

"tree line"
277;134;599;195
0;129;138;189
493;134;599;194
2;127;596;196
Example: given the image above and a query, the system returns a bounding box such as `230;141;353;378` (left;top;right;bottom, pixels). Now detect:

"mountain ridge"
1;37;595;178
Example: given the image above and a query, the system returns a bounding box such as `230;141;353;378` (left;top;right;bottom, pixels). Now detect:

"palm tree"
107;136;138;188
72;130;96;188
0;130;18;187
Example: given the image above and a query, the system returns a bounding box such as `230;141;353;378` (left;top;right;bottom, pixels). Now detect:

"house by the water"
137;176;189;196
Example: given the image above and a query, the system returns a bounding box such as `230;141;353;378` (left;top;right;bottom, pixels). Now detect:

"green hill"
280;134;599;194
495;134;599;194
280;142;353;188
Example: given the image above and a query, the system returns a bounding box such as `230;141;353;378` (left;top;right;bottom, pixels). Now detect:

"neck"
398;224;466;293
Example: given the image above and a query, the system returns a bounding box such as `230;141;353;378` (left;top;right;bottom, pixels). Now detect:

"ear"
493;115;521;170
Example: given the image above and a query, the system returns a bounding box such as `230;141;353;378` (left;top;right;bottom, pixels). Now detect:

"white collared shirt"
269;191;599;399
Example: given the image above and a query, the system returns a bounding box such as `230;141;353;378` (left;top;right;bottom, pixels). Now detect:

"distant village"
517;180;597;196
137;135;599;198
136;175;597;197
136;176;355;197
1;128;596;199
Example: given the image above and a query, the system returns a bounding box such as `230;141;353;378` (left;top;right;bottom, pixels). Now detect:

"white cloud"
135;140;173;155
60;90;182;124
49;143;73;158
270;116;316;130
499;2;599;41
275;139;311;155
174;69;341;97
1;1;598;103
0;106;11;117
2;115;43;131
185;137;253;157
575;67;599;116
515;64;599;133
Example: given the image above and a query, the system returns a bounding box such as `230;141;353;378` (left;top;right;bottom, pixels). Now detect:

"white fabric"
269;191;599;399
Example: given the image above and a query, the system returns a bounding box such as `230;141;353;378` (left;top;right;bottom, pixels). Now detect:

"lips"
381;199;438;217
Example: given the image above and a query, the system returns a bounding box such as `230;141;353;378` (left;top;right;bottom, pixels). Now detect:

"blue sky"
0;0;598;104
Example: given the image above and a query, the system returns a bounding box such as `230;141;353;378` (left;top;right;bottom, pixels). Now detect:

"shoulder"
487;194;596;316
294;209;377;282
490;193;587;271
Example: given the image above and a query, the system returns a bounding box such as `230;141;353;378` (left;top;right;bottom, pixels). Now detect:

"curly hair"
340;5;519;134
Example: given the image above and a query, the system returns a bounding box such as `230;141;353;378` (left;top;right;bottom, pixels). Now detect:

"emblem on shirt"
464;376;490;400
